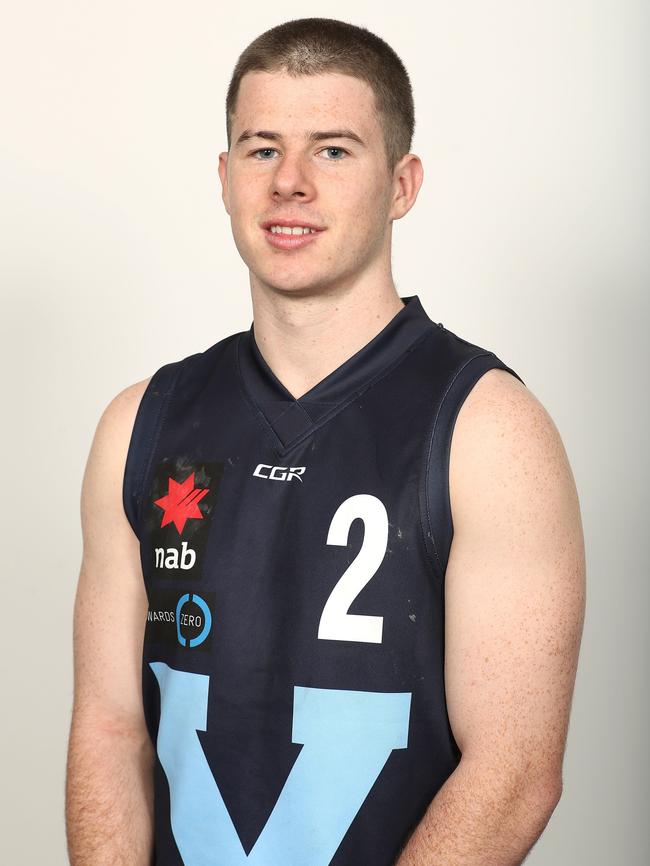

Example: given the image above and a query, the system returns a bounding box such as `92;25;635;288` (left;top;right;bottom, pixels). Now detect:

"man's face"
218;70;401;297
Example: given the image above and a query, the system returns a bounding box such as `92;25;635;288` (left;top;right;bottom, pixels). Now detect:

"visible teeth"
269;225;316;235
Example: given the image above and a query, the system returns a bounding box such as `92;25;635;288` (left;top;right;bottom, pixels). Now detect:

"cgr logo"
253;464;306;482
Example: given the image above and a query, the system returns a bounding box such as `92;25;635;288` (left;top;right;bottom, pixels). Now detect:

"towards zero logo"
145;588;215;651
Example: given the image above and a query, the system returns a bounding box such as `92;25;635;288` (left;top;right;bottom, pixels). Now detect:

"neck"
249;280;406;401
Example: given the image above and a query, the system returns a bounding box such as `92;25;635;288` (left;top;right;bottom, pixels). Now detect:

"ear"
389;153;424;222
218;151;231;215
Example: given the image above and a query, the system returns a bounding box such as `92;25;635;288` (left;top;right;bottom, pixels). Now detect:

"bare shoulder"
91;376;153;457
81;376;152;525
448;367;579;531
444;366;586;798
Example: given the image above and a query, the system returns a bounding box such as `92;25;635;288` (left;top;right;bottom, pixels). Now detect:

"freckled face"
218;71;396;296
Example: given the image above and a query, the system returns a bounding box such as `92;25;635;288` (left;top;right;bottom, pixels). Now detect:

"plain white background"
1;1;648;863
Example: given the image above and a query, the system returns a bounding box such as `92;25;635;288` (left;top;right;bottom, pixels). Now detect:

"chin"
256;268;335;297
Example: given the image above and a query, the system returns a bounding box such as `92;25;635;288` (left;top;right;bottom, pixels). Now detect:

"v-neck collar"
236;294;436;452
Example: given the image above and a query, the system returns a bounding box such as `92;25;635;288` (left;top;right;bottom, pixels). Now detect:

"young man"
66;18;586;866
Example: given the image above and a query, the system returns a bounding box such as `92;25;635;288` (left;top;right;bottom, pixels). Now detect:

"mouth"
260;219;326;251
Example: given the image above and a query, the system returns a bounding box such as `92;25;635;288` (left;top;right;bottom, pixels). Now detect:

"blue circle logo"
175;593;212;647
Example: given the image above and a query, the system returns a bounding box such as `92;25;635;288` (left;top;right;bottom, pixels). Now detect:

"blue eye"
321;147;347;160
249;146;349;160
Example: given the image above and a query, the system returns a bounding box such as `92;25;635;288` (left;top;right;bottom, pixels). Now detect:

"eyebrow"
234;129;366;147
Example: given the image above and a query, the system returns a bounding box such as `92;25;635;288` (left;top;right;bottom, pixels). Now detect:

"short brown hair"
225;18;415;173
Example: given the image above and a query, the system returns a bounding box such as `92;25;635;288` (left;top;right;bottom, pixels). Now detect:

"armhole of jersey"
421;352;526;584
122;359;187;539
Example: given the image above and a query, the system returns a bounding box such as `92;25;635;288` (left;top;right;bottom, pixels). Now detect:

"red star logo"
154;472;210;534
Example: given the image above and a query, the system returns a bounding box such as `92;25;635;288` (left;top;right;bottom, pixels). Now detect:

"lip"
261;218;325;231
261;219;326;251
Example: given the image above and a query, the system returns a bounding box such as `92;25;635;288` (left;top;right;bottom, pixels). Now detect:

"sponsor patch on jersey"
145;457;224;580
145;586;216;651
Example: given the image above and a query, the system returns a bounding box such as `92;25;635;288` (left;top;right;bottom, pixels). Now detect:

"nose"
269;153;316;202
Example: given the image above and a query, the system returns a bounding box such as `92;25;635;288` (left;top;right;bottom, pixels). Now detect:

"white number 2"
318;494;388;644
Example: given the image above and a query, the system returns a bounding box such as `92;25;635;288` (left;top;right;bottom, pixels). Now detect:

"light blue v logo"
150;661;412;866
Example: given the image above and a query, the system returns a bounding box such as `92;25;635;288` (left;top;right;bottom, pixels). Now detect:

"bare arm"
397;369;586;866
65;377;155;865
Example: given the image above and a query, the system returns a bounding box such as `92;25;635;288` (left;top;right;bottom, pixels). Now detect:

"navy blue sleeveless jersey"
122;294;524;866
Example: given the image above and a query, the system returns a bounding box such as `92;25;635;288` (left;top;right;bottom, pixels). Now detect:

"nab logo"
253;464;306;482
154;541;196;571
154;471;209;534
146;459;224;582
